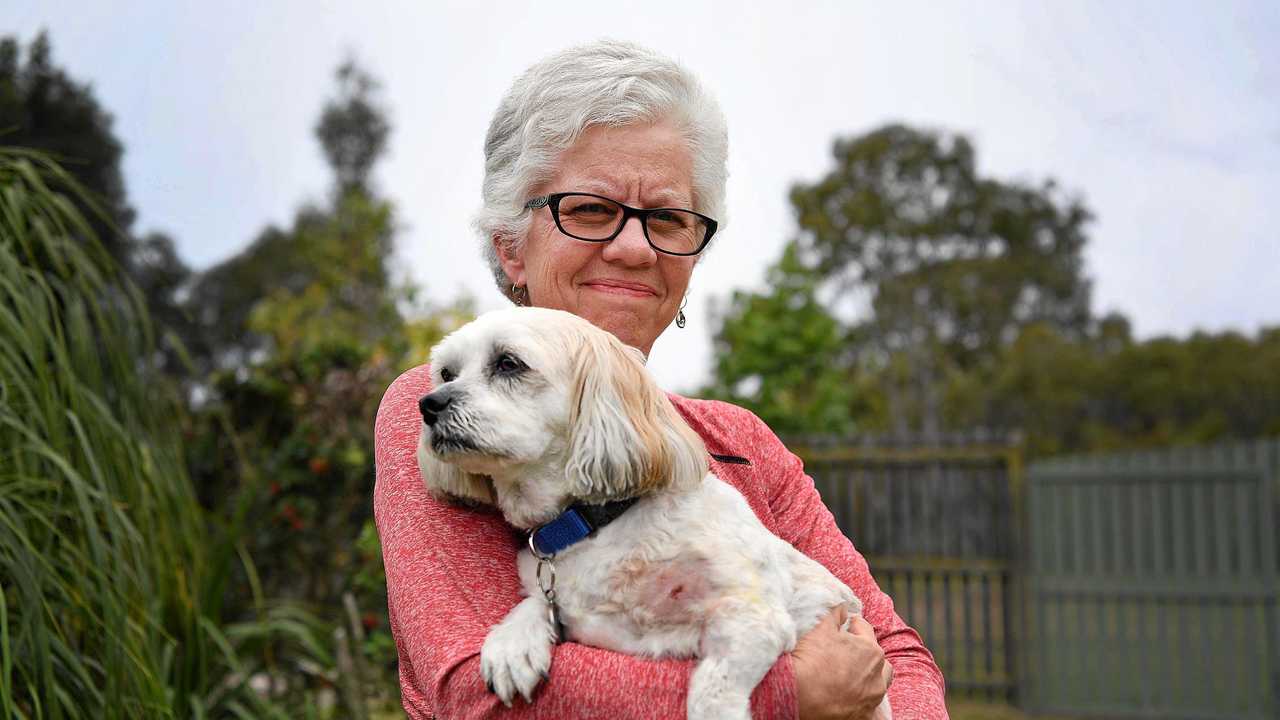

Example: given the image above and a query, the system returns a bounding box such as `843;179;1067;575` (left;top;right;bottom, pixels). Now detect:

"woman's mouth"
583;280;657;297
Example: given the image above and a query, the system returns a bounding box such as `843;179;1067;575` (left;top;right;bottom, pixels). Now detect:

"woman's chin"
580;307;663;354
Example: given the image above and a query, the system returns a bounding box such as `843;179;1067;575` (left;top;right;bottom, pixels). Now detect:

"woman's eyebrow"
575;180;691;207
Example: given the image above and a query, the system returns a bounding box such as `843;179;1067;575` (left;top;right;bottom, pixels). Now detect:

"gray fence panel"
792;435;1019;699
1025;440;1280;719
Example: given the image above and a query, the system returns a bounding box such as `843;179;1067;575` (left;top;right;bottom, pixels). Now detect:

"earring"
676;296;687;329
512;284;527;307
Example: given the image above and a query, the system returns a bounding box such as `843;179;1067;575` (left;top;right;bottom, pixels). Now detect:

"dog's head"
417;307;708;528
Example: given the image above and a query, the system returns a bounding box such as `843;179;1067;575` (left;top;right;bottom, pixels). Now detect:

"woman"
374;41;947;719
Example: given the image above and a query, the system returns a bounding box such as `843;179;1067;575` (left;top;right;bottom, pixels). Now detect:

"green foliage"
185;61;399;373
3;36;472;715
0;31;194;374
315;60;390;197
0;148;338;719
705;242;879;434
709;124;1279;455
711;124;1094;436
246;190;401;358
789;124;1093;434
0;32;133;254
790;125;1092;362
190;202;472;695
180;57;474;709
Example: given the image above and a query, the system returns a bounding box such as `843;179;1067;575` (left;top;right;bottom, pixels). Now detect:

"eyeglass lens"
555;194;707;254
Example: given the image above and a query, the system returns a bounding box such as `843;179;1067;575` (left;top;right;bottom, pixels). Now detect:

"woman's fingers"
830;604;849;630
847;614;874;637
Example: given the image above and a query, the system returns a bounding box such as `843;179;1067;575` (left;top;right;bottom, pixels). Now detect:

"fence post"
1006;436;1027;709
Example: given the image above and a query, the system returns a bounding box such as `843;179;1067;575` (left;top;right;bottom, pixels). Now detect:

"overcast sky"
9;1;1279;392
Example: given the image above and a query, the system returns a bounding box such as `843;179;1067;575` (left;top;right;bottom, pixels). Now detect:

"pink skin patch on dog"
612;556;714;627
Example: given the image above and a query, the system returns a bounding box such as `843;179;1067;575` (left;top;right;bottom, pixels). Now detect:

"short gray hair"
477;40;729;302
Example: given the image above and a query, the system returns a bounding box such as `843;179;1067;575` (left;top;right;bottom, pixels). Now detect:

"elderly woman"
374;41;947;719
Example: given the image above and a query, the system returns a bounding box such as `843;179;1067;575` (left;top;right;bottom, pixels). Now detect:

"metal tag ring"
527;532;553;560
536;557;556;595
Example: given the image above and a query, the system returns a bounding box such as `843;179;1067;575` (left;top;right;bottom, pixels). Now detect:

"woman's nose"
601;217;656;265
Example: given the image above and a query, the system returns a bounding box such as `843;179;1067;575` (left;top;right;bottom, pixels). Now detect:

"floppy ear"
417;428;495;505
566;329;708;501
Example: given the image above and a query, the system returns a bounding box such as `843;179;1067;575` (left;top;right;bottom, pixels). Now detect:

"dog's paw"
480;597;556;706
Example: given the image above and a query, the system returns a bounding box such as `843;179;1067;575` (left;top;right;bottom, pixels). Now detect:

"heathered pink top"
374;364;948;719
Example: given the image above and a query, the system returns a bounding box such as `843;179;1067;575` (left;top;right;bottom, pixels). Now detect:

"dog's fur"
417;307;891;720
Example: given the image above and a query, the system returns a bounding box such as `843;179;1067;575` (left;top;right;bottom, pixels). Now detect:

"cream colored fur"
418;307;891;720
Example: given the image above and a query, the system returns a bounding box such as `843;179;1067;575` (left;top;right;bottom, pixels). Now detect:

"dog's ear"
417;430;494;505
566;329;708;500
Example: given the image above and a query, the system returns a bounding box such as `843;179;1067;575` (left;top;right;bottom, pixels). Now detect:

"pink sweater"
374;364;948;719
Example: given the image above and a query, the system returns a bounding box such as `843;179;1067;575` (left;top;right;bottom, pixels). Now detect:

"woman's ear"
566;329;707;500
493;234;526;286
417;429;494;505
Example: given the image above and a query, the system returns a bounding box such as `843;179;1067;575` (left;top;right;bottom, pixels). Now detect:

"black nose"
419;389;455;426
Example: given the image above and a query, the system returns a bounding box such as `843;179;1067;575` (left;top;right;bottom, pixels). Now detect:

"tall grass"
0;149;332;719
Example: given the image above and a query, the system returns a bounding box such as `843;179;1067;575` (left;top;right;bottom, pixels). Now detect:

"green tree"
1091;326;1280;448
710;124;1094;437
315;59;390;197
0;31;194;370
704;243;881;435
0;32;132;255
185;59;397;372
183;60;473;702
0;147;345;720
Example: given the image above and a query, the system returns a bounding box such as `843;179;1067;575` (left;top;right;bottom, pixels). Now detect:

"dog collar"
530;498;639;557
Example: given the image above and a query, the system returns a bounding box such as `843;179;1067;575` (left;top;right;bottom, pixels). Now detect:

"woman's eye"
650;210;690;227
565;202;614;217
439;368;456;382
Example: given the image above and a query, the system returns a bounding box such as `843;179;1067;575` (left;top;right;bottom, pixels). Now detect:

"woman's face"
495;120;699;356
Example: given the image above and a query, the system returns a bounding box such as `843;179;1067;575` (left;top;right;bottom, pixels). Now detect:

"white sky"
9;1;1279;393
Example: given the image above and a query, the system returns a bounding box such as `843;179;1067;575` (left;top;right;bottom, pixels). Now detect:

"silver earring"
676;297;687;329
512;284;527;307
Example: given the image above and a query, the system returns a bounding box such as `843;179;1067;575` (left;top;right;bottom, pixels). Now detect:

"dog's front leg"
480;595;557;706
688;603;794;720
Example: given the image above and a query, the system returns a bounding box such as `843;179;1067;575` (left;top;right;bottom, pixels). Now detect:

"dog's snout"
419;388;456;426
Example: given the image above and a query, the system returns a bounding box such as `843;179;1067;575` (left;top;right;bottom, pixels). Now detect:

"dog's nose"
419;389;454;426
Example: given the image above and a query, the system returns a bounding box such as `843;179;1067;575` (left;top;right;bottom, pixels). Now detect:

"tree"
0;146;350;720
186;59;398;370
1;31;194;369
0;32;132;255
710;124;1095;437
704;243;882;435
183;61;474;697
315;59;390;197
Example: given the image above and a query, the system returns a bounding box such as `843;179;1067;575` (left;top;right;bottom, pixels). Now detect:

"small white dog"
417;307;891;720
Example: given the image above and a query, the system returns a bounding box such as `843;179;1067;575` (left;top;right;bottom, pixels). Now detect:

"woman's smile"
582;279;657;297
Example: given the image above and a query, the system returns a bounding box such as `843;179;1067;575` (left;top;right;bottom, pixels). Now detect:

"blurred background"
2;2;1276;718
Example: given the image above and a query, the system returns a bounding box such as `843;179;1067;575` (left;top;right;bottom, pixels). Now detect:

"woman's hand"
792;605;893;720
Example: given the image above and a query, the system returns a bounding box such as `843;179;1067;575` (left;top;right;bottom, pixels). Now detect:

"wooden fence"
791;432;1022;700
793;434;1280;718
1024;440;1280;719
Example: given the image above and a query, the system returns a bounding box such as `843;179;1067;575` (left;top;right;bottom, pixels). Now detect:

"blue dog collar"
529;499;638;557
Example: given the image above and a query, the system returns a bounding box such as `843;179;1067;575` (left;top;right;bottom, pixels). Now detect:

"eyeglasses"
525;192;718;256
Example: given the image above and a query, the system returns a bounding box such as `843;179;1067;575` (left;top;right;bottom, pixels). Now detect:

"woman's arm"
745;413;949;720
374;366;800;718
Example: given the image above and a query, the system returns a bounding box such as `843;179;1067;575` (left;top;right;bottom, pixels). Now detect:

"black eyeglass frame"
525;192;718;257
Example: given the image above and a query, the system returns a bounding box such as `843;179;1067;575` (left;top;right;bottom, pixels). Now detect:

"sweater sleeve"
745;413;949;720
373;366;798;719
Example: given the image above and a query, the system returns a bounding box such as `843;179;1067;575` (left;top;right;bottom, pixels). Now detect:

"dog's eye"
493;353;526;375
439;367;456;383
